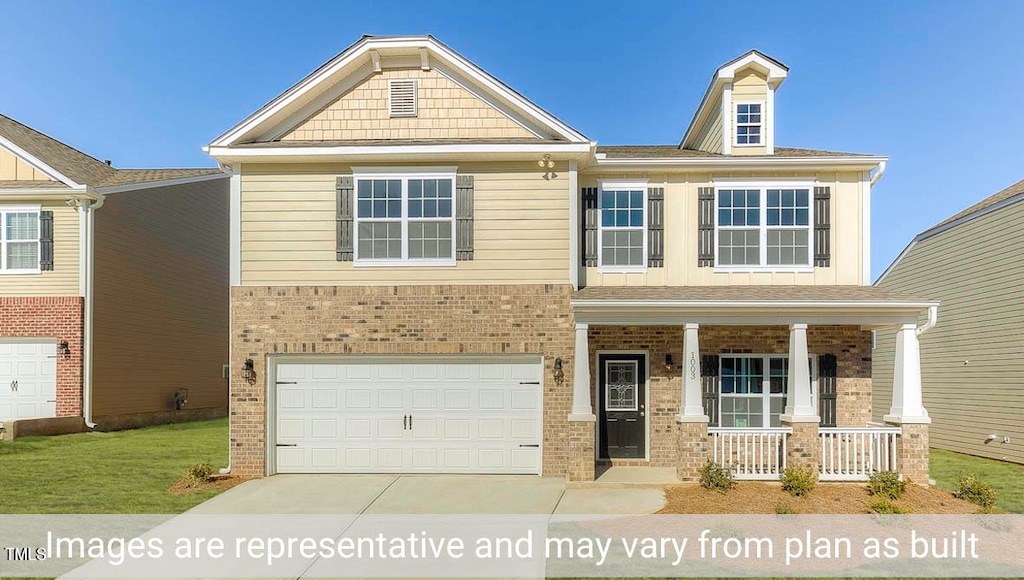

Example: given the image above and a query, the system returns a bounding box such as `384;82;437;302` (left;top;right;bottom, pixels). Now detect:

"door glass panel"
605;361;638;411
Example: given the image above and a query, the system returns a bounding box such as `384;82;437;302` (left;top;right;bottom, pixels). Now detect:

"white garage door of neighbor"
0;341;58;422
273;358;544;474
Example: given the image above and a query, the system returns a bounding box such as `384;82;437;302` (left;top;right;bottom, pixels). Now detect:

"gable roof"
0;113;224;191
876;178;1024;284
207;35;588;149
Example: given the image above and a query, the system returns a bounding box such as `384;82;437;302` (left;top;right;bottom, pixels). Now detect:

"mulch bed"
168;474;249;496
659;482;981;514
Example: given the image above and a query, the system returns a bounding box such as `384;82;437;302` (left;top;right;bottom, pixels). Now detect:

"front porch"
565;286;937;484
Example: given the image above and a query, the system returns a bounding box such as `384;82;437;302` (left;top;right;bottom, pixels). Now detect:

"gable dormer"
681;50;788;156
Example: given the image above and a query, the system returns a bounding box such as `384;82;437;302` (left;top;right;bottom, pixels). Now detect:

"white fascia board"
94;172;228;195
0;136;80;187
592;155;888;172
208;142;592;162
210;36;587;148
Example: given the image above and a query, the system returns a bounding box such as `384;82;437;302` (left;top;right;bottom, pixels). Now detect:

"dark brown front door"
599;354;646;459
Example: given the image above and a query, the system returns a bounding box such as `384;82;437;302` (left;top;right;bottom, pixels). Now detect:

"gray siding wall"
92;177;230;426
873;200;1024;463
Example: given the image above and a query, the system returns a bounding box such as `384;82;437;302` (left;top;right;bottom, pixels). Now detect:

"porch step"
569;466;681;489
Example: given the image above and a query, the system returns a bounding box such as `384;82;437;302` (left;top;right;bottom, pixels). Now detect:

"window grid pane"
767;229;809;266
407;178;453;219
736;103;762;145
357;221;402;260
7;242;38;270
6;212;39;241
601;229;644;267
357;179;402;219
600;189;644;228
408;220;452;259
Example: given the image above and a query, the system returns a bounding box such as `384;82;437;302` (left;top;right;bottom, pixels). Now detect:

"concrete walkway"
190;474;665;515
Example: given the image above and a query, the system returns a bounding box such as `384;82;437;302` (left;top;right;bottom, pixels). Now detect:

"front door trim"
595;350;649;461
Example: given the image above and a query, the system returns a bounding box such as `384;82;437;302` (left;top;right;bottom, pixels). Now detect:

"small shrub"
867;471;906;499
870;498;906;514
775;501;796;515
185;463;214;487
954;474;998;510
780;465;817;497
699;461;734;493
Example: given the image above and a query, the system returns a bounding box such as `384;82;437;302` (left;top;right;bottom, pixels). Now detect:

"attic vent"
388;79;418;118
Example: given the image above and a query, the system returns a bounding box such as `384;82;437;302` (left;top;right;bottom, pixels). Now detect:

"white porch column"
885;323;931;424
570;323;594;418
781;323;818;422
678;323;708;422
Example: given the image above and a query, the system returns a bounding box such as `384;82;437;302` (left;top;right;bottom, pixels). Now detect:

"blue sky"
2;0;1022;279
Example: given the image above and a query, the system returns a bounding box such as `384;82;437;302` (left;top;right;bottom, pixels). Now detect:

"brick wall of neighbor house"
229;284;575;477
588;325;872;467
0;296;84;417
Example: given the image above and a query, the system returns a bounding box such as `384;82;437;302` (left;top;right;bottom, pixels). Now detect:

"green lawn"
0;418;229;514
930;447;1024;513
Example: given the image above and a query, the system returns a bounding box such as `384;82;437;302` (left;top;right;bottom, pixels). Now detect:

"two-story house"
208;36;936;483
0;114;229;434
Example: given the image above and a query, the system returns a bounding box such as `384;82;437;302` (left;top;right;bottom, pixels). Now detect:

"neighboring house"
0;114;229;432
874;179;1024;464
208;35;936;483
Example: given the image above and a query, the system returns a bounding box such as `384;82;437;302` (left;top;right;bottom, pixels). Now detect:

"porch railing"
708;427;791;480
819;427;901;481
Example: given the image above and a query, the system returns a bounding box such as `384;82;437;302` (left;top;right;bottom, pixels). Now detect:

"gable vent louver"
388;79;418;118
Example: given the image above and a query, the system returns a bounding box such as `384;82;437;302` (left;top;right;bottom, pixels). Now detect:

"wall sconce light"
538;154;557;180
174;388;189;410
242;358;256;385
58;340;71;358
553;357;564;386
665;354;673;370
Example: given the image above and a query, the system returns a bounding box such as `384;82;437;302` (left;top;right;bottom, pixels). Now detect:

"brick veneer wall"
230;284;575;477
587;325;873;467
0;296;83;417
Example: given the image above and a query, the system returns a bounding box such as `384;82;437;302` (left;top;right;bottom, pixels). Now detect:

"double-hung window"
0;206;40;273
735;102;762;146
598;180;646;270
715;182;813;270
720;354;816;428
354;170;455;264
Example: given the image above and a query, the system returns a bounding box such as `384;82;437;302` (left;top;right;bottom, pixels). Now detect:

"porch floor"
570;466;681;489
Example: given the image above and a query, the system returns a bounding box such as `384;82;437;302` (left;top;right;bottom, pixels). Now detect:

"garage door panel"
274;359;543;474
0;340;59;422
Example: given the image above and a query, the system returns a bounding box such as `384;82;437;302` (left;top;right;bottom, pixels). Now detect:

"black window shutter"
39;210;54;271
582;187;598;267
336;176;354;261
818;354;837;428
647;187;664;267
455;175;474;260
698;187;715;267
814;186;831;267
701;354;720;426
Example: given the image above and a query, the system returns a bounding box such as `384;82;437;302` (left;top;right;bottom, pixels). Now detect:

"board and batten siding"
91;178;229;421
0;201;79;296
0;147;54;181
239;162;569;286
581;171;866;287
730;68;769;156
873;199;1024;464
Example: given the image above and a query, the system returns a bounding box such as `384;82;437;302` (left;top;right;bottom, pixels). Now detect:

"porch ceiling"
571;286;938;327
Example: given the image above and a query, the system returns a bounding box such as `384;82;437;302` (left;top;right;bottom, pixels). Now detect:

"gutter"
869;160;887;186
916;304;938;337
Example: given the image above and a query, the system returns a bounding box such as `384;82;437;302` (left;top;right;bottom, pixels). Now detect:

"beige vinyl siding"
730;68;769;156
0;201;79;296
873;199;1024;463
91;178;229;418
239;162;569;285
581;170;866;287
281;68;537;141
692;95;724;154
0;147;55;181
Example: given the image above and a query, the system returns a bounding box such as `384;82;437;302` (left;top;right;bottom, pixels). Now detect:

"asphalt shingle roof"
573;285;934;303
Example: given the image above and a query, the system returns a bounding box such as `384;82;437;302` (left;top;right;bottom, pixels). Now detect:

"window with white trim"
598;181;646;269
355;173;454;263
720;355;816;428
1;207;40;273
716;185;812;269
735;102;762;145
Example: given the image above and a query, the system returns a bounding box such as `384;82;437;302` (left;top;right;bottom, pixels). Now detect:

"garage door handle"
10;380;16;392
276;381;298;385
519;444;539;448
275;443;298;447
519;381;540;385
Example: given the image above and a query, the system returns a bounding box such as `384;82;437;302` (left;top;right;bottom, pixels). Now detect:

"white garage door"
272;357;543;474
0;341;58;421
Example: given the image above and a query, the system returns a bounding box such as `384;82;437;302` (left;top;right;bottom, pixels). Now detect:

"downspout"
81;193;105;428
916;304;938;337
869;160;887;186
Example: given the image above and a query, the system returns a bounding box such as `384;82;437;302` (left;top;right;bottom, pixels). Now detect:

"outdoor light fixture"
553;357;564;385
242;358;256;385
538;154;557;180
58;340;71;357
665;353;673;370
174;388;189;410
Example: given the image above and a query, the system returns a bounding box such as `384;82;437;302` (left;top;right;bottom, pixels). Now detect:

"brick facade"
675;420;710;481
229;284;575;477
566;418;596;482
0;296;84;417
890;422;930;485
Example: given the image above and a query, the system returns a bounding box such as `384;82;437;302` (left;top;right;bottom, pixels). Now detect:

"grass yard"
930;447;1024;513
0;418;229;514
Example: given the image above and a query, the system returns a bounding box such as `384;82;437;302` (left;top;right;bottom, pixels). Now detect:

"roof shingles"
573;285;935;304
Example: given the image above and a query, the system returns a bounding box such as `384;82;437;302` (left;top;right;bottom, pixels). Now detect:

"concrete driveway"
190;474;664;515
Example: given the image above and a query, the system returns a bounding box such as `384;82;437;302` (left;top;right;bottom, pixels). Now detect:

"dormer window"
388;79;418;118
735;102;762;146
